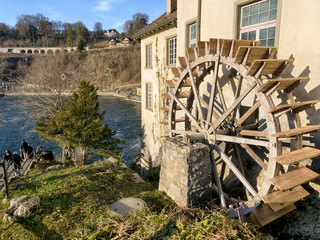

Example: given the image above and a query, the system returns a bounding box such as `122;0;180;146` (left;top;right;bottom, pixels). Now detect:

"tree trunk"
73;147;86;166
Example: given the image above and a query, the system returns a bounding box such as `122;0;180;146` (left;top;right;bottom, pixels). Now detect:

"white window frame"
146;83;153;110
146;44;152;68
189;23;197;48
167;37;177;66
239;0;277;46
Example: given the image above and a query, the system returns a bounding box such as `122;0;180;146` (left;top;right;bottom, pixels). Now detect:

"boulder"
13;197;40;217
3;195;40;222
6;195;29;215
132;173;145;183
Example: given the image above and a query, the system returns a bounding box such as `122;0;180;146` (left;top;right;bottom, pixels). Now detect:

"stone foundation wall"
159;137;212;207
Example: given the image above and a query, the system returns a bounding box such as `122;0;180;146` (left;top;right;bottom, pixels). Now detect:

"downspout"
197;0;202;43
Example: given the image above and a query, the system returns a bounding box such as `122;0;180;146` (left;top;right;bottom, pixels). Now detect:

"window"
146;44;152;67
189;23;197;48
239;0;277;46
167;37;177;65
146;83;152;110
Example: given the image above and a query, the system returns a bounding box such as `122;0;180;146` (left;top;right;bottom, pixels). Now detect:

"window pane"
260;40;267;46
270;9;277;20
260;0;270;11
268;26;275;38
249;30;256;40
243;6;250;16
249;14;259;25
250;4;259;14
241;32;248;40
242;17;249;27
259;28;268;39
259;11;269;23
271;0;278;9
267;38;274;46
190;24;197;40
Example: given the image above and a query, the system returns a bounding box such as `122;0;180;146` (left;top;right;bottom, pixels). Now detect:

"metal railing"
0;154;35;198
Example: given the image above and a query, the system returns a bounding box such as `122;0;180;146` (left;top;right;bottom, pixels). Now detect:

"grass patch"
0;160;268;239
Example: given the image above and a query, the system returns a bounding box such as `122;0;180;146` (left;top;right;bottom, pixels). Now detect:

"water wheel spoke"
214;134;273;148
210;148;226;208
219;142;230;182
235;143;251;200
213;82;257;129
188;65;205;122
217;79;227;112
206;56;220;123
240;143;268;172
213;145;260;200
237;101;261;126
169;92;199;129
231;76;243;120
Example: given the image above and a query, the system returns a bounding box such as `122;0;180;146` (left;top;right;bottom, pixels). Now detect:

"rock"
13;197;40;217
121;163;127;168
106;156;118;163
3;213;16;223
132;173;145;183
7;195;29;214
4;195;40;222
45;165;62;172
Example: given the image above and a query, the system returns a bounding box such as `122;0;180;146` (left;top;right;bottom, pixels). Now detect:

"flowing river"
0;95;141;165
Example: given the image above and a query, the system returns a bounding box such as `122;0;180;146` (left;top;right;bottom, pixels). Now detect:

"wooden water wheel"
160;38;320;226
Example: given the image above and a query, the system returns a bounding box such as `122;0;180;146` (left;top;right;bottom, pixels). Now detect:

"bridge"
0;47;76;55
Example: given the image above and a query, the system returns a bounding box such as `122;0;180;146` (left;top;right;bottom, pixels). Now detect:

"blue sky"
0;0;166;31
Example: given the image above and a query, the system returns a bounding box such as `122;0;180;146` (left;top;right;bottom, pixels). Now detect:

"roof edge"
133;18;176;40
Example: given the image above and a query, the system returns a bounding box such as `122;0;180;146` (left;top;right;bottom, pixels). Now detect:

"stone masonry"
159;137;212;207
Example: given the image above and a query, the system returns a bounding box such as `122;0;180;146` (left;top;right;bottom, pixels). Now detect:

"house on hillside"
108;38;120;47
104;29;119;39
121;37;134;46
133;0;320;172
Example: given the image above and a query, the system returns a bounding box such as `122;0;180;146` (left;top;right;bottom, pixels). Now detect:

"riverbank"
2;90;141;103
0;159;268;239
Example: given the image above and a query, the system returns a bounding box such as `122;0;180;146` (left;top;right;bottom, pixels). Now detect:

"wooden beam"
215;134;273;148
240;143;268;171
214;145;261;200
237;102;261;126
213;82;257;129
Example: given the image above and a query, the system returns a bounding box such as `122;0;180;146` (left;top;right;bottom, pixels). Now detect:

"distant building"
108;38;120;47
104;29;119;39
121;37;134;46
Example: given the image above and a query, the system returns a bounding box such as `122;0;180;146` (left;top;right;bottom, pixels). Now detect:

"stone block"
160;137;212;208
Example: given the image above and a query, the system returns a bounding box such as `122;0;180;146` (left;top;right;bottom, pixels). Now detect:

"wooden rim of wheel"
160;38;320;223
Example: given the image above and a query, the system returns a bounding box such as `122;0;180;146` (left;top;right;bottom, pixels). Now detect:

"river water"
0;95;141;165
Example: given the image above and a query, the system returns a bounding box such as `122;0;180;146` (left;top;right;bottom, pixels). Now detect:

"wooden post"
1;159;9;199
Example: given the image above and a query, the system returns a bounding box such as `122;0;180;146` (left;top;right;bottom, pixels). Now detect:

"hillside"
1;46;141;92
0;160;269;239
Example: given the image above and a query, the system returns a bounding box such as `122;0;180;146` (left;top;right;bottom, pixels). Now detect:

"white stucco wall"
140;0;320;169
140;25;177;169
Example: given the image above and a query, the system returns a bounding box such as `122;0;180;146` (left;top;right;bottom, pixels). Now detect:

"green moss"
0;160;268;239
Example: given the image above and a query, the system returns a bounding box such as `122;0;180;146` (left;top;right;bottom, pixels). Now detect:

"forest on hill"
0;13;148;49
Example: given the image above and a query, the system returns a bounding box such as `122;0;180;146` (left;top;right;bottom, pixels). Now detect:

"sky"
0;0;167;31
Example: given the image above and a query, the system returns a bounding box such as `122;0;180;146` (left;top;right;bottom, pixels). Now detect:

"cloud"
93;0;112;12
